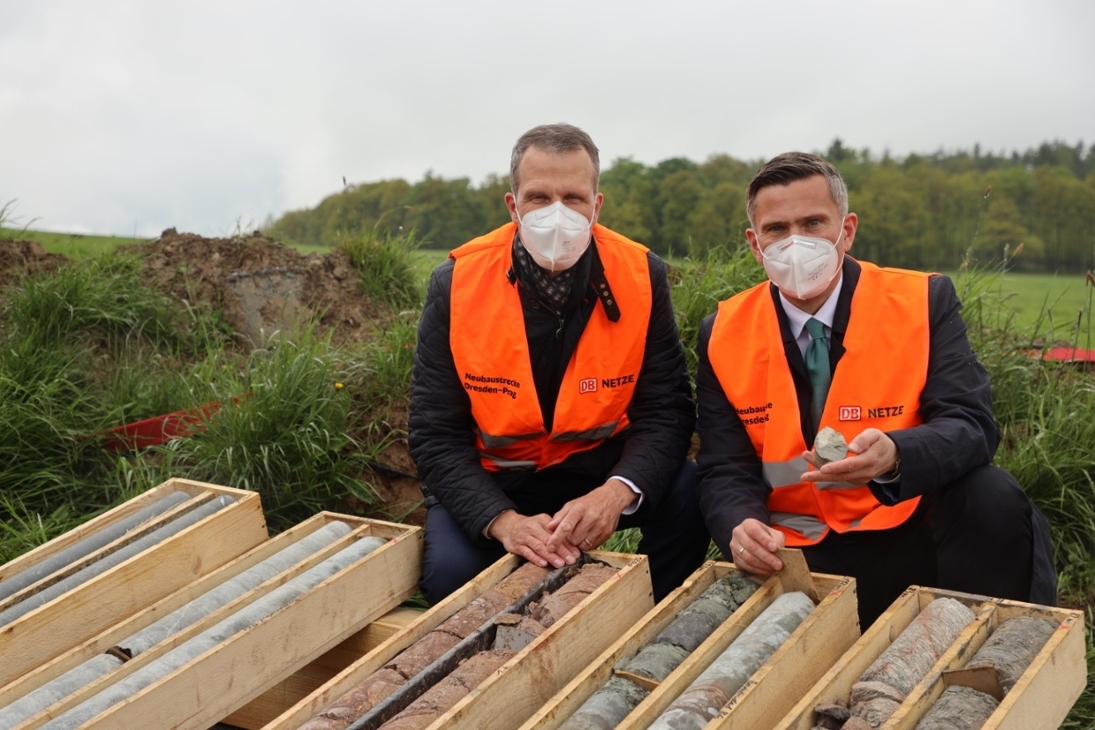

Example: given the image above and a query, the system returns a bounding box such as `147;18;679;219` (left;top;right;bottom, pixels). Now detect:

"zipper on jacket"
555;312;565;340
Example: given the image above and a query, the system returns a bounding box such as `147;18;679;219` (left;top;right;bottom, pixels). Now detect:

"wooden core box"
250;551;654;730
0;478;268;688
521;560;860;730
2;512;421;730
772;585;1086;730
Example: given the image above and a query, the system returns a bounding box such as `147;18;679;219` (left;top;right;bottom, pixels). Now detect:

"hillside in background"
269;140;1095;273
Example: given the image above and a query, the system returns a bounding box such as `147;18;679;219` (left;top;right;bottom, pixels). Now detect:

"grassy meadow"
1;229;1093;724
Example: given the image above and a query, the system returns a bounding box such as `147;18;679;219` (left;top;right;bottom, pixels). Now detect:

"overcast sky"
2;0;1092;238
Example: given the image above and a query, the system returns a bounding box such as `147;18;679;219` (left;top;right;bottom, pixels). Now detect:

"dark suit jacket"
409;237;695;542
696;256;1002;554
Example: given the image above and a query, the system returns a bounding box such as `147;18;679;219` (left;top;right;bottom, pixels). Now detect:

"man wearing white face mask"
409;123;708;604
696;152;1056;625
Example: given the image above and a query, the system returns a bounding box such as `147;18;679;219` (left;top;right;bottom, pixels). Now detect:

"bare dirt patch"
127;228;382;347
0;239;68;288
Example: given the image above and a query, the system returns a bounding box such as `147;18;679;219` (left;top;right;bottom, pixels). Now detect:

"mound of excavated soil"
0;240;68;288
126;228;382;347
0;230;426;525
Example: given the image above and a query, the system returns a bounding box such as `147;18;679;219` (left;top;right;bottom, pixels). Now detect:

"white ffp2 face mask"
760;226;844;300
515;200;594;272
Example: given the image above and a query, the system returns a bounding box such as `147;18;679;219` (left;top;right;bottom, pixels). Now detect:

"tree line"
268;140;1095;273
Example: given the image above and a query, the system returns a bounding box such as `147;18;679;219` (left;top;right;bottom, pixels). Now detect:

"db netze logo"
839;406;862;421
579;378;598;394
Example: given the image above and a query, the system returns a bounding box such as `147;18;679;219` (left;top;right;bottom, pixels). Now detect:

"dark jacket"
409;234;695;542
695;256;1002;552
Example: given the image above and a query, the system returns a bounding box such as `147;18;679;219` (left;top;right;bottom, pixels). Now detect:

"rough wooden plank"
774;548;819;603
69;524;422;730
259;556;523;730
0;481;267;688
421;552;653;730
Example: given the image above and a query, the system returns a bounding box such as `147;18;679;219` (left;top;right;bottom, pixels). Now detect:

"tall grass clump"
957;262;1095;602
3;252;191;352
354;311;419;408
955;261;1095;724
145;327;380;530
337;228;423;310
0;254;235;556
669;247;765;373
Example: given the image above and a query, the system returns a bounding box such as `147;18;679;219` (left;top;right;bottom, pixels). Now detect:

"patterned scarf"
511;236;578;313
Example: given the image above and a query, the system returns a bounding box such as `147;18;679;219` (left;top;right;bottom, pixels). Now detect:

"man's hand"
802;428;899;484
487;510;570;568
730;518;785;575
546;478;636;554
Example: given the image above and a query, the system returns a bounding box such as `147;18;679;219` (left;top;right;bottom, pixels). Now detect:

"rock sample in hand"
558;573;760;730
847;597;975;729
649;591;816;730
814;426;848;467
300;562;550;730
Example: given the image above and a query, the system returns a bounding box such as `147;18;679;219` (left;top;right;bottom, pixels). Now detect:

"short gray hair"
510;123;600;193
746;152;848;226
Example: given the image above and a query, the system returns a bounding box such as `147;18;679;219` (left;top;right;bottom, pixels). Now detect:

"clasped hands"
487;478;636;568
730;428;899;577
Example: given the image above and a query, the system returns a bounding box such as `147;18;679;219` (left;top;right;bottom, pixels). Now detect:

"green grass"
939;270;1094;335
0;227;147;258
410;248;450;280
336;229;423;309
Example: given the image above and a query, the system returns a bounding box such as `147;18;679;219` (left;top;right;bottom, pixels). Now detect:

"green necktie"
804;317;831;430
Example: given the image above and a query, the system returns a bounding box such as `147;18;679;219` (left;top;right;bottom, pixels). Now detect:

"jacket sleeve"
407;260;518;540
874;274;1002;504
694;313;771;557
607;254;696;507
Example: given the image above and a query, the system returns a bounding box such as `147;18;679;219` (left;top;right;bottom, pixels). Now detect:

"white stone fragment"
814;427;849;467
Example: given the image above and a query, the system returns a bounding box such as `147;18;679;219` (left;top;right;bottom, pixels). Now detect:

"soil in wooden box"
302;562;618;730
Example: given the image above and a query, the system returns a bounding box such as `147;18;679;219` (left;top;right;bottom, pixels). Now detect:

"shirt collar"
779;272;844;340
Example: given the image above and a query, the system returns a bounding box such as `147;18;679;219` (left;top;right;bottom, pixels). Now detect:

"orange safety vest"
708;260;930;545
449;222;652;471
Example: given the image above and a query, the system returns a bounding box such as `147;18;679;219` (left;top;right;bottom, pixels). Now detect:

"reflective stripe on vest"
708;260;930;545
449;222;652;471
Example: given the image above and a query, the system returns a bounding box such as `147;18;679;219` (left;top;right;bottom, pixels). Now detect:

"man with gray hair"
409;123;707;603
696;151;1056;625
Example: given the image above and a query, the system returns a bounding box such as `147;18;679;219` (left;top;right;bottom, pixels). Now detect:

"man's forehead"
754;177;837;217
517;149;597;192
